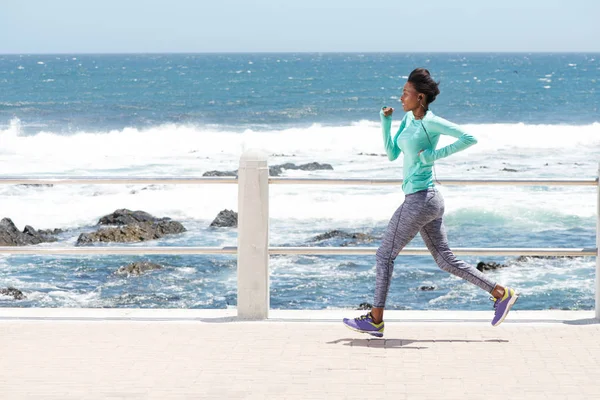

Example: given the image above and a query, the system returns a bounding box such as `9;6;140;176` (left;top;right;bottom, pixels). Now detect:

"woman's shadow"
327;338;508;350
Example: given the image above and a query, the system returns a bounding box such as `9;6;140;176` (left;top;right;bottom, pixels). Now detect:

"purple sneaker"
343;312;384;338
491;287;518;326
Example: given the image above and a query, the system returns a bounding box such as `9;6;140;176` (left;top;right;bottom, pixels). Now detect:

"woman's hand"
382;107;394;117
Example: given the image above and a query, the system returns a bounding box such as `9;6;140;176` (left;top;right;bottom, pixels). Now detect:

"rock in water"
269;162;334;176
0;218;58;246
202;170;237;177
76;220;186;245
210;210;238;228
203;162;333;177
297;162;334;171
98;209;161;225
116;261;163;276
476;261;508;272
309;230;377;245
0;287;26;300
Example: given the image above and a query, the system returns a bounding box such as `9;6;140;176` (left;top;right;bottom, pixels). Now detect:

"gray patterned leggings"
374;188;497;308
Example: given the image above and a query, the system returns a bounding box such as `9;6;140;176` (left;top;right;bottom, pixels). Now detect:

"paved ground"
0;309;599;400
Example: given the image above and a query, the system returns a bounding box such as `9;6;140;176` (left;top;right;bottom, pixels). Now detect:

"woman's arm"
381;109;406;161
419;116;477;164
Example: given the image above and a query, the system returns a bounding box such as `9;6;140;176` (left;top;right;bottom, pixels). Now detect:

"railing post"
237;150;269;319
596;162;600;320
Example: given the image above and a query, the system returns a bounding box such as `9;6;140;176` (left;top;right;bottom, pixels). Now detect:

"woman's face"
400;82;420;112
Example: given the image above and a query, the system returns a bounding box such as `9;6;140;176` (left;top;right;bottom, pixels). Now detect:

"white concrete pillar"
237;150;269;319
596;162;600;320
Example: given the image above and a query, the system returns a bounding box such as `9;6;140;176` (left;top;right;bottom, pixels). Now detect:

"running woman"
343;68;518;337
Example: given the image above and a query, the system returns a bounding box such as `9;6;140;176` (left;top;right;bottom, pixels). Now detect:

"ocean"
0;53;598;310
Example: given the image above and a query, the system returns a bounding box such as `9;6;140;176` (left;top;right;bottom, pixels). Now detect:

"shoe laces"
490;297;498;310
357;312;372;321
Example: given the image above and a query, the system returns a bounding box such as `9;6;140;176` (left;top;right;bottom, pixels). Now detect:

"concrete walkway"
0;309;599;400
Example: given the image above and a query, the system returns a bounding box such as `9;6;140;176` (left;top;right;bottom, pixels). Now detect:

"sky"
1;0;598;54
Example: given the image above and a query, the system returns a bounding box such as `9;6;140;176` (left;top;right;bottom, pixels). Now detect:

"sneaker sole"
492;293;519;327
343;321;384;338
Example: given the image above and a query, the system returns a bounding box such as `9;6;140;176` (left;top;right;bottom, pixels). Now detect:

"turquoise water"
0;53;598;310
2;53;598;132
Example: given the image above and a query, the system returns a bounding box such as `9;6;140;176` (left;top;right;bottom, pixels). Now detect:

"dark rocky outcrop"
37;228;64;235
419;285;436;291
357;302;372;310
203;162;334;178
476;261;508;272
77;220;186;245
203;170;237;177
76;209;186;245
210;210;238;228
116;261;163;276
0;218;58;246
269;162;333;177
310;230;378;246
0;287;26;300
477;257;575;271
98;209;160;226
310;230;371;242
269;166;281;176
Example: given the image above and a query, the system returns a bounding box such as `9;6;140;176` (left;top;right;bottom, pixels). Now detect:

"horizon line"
1;50;599;56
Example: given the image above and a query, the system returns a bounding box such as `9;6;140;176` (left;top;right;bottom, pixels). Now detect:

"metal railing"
0;153;598;320
0;246;595;257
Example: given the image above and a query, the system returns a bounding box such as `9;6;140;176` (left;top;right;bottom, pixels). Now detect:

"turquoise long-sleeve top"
380;109;477;194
